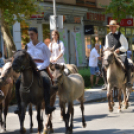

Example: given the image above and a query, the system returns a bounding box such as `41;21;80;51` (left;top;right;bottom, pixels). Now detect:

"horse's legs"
45;93;56;132
20;102;27;134
3;99;9;131
28;103;33;132
107;84;113;112
118;89;122;111
60;101;67;133
111;90;114;106
37;104;43;134
80;99;86;128
0;103;3;130
122;87;128;109
69;102;74;133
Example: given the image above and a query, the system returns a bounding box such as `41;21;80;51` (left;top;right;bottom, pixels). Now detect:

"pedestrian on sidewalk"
89;44;101;88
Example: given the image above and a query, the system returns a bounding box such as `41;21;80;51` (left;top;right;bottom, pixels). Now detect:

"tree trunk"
0;9;16;58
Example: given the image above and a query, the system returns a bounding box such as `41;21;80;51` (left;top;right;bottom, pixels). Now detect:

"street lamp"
53;0;57;30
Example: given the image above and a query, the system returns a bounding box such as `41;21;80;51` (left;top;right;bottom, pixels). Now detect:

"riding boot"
101;66;107;90
43;77;56;115
14;78;21;114
126;67;133;89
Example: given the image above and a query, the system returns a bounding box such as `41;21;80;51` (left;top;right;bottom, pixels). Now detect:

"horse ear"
111;45;115;51
49;63;55;71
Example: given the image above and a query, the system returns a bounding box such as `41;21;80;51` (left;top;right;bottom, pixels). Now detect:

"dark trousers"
15;70;51;107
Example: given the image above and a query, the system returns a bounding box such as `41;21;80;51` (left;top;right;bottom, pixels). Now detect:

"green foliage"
102;0;134;22
0;0;40;25
78;68;104;88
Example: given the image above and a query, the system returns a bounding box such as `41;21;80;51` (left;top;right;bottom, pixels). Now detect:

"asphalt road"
2;92;134;134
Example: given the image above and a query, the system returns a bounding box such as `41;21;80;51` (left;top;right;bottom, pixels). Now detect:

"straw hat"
107;20;120;27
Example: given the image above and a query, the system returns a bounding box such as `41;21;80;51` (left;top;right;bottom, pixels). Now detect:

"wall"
45;0;76;5
96;0;111;8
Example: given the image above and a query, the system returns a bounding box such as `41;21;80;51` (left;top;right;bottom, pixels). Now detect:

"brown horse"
0;62;14;132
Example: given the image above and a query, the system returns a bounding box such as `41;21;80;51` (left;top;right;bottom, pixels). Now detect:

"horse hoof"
20;127;26;134
1;128;6;133
50;128;54;133
112;102;115;107
83;122;87;128
43;128;50;134
109;109;113;112
30;128;33;133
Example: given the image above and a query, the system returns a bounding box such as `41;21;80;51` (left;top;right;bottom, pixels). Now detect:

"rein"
20;66;34;93
21;72;33;93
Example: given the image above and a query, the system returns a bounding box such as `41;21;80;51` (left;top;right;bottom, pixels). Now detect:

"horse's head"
103;47;115;65
50;64;64;86
0;62;13;86
12;50;31;72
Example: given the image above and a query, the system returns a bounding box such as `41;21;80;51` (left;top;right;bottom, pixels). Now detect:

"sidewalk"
8;88;107;111
54;87;107;107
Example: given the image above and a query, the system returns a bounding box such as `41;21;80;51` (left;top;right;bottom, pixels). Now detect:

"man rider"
102;20;132;90
14;27;56;115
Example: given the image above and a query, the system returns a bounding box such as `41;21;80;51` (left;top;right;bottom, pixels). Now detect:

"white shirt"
89;48;100;67
49;41;65;64
27;41;51;70
105;31;128;56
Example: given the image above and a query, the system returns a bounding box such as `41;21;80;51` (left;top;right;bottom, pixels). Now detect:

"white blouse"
49;41;65;64
27;41;51;70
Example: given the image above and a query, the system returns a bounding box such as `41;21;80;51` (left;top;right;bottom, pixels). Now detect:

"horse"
44;63;78;133
103;47;128;112
0;62;14;132
50;64;86;134
12;50;55;134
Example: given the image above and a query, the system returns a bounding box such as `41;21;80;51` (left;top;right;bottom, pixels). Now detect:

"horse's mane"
103;49;126;71
114;53;126;71
26;52;40;77
14;50;40;77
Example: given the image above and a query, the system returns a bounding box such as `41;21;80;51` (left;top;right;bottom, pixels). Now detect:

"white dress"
49;41;65;64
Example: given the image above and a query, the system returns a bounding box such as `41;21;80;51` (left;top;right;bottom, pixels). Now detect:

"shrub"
78;67;104;88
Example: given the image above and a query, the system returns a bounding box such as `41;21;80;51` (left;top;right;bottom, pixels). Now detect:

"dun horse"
50;64;86;134
103;48;128;112
44;63;78;133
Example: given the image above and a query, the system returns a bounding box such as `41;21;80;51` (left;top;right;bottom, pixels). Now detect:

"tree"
102;0;134;22
0;0;40;57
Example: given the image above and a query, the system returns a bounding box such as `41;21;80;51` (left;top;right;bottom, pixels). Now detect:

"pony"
50;64;86;134
103;47;128;112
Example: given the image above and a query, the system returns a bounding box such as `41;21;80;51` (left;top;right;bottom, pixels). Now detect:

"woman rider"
14;27;56;115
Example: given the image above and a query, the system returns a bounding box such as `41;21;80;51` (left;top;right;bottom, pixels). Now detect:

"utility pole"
53;0;57;30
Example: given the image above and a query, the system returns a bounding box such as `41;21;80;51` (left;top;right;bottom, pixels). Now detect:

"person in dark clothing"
14;27;56;115
102;20;132;90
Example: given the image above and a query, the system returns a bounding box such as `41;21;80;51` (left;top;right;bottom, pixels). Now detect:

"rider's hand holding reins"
115;49;120;54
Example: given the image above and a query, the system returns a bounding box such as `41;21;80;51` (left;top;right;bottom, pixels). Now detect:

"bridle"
102;50;115;66
20;71;33;93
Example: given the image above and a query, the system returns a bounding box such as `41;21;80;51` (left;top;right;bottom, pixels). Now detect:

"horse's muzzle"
12;63;20;72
